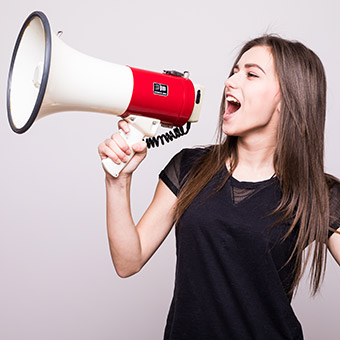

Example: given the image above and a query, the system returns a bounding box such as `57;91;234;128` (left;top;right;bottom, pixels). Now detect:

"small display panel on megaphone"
7;11;204;177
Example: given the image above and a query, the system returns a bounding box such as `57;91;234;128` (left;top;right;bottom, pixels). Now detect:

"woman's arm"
328;227;340;266
98;121;177;278
105;175;176;277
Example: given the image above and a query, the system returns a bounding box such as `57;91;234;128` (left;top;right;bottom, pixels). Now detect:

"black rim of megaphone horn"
7;11;52;134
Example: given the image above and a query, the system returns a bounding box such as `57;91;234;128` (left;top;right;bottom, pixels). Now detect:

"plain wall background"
1;0;339;339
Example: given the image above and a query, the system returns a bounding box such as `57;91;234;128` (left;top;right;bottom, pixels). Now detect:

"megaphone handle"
101;125;144;178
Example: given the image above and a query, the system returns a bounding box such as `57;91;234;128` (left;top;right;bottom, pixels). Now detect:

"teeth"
226;95;240;104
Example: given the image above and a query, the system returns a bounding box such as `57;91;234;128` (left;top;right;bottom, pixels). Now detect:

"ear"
276;100;281;114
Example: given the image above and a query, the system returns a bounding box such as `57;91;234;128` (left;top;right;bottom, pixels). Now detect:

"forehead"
238;46;276;74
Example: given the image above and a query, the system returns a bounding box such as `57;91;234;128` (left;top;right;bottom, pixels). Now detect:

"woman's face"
222;46;281;138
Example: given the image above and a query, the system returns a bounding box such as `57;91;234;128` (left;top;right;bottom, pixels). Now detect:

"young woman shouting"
98;35;340;340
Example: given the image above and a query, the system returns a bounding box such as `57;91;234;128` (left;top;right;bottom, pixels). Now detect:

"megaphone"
7;11;204;177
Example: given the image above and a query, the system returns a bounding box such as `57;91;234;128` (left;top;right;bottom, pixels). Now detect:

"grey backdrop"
1;0;339;339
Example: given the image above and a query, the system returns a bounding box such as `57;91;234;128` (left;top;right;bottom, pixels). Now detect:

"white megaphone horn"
7;11;204;177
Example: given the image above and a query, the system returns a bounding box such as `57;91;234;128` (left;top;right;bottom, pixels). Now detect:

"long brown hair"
175;35;338;296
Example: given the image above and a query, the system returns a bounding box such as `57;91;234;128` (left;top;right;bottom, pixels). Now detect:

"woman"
98;35;340;339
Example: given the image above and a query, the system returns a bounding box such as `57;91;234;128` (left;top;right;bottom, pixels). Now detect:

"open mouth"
225;95;241;115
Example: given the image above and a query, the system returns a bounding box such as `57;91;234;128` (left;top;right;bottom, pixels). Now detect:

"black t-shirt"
159;147;340;340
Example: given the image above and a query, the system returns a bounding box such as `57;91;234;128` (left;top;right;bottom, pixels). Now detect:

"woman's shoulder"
159;145;213;196
326;174;340;195
172;145;214;173
326;174;340;207
163;145;211;171
178;145;213;162
326;174;340;232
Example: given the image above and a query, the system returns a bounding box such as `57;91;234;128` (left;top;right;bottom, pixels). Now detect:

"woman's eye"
247;72;259;78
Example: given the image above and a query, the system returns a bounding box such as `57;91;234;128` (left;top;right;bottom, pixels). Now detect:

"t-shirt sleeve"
159;147;209;197
329;182;340;238
159;150;184;196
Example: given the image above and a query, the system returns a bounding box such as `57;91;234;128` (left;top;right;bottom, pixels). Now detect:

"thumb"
132;141;147;153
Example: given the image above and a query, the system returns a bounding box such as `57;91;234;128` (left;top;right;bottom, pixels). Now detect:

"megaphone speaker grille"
7;11;51;134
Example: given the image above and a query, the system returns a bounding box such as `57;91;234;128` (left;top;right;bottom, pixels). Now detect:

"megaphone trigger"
101;115;161;177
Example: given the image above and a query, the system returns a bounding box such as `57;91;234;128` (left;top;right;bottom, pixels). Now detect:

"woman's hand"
98;120;147;178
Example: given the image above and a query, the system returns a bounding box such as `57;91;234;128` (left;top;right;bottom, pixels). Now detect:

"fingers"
110;132;131;156
131;141;147;153
118;120;130;134
99;143;123;164
98;132;147;165
98;120;148;176
98;133;130;164
105;139;128;164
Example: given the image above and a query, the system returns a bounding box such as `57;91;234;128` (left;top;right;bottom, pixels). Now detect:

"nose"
224;73;238;90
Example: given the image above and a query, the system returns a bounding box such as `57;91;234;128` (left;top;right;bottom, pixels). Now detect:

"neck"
230;132;277;182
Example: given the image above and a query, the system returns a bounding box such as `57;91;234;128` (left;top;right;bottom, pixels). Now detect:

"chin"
222;124;240;137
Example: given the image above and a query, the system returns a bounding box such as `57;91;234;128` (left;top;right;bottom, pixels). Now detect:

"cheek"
247;87;280;119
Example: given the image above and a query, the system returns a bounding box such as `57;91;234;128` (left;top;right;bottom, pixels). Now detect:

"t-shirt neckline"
223;166;277;189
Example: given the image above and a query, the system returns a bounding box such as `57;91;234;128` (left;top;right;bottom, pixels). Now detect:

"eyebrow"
234;63;266;75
